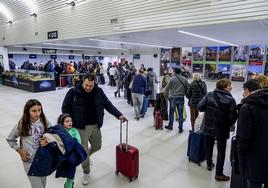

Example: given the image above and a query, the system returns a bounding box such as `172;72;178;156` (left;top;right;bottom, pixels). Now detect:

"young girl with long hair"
7;99;50;188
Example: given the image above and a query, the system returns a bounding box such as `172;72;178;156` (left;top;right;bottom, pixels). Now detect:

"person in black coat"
236;79;268;188
186;73;207;131
62;74;127;185
198;78;237;181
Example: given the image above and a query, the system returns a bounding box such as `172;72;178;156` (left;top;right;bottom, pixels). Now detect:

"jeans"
247;180;267;188
206;135;227;176
132;93;144;118
168;96;184;129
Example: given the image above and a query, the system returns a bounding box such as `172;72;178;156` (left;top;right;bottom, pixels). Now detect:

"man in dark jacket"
62;74;127;185
198;78;237;181
237;79;268;188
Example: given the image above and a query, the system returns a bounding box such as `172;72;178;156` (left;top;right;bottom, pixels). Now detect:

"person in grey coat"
162;67;189;133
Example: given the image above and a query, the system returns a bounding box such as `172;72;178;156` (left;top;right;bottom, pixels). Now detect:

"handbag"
194;112;205;132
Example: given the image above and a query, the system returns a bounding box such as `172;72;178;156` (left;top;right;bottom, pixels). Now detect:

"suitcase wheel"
160;127;163;130
115;170;119;175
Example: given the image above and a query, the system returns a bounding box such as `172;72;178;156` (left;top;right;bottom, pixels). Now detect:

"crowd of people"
5;58;268;188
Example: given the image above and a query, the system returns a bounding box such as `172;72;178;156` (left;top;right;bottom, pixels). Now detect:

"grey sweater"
6;119;48;162
163;74;189;97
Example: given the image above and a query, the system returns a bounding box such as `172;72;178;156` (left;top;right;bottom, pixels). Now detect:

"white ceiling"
9;19;268;52
0;0;72;24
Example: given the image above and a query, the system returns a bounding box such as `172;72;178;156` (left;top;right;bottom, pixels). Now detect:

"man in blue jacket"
62;73;127;185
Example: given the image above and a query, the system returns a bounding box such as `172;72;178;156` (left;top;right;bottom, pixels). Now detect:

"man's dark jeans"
206;135;227;176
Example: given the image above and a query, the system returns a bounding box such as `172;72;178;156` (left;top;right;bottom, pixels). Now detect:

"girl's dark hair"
57;113;72;125
19;99;48;137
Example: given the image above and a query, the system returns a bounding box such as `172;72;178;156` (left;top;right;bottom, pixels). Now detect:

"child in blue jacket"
58;113;81;188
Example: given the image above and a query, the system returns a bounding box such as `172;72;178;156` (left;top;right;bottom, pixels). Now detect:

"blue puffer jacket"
28;125;87;179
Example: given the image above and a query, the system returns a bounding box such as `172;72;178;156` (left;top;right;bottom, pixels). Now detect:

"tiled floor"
0;80;243;188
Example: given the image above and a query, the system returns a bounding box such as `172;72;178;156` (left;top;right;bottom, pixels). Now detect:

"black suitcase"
230;136;247;188
187;130;206;166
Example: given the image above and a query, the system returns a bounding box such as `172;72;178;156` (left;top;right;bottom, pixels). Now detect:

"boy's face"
63;117;72;129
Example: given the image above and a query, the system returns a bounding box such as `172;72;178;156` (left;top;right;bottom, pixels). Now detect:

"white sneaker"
81;173;90;185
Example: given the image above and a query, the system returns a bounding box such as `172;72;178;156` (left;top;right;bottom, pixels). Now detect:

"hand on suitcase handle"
119;115;128;123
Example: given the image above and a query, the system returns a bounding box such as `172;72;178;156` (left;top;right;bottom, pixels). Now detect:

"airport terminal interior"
1;0;268;188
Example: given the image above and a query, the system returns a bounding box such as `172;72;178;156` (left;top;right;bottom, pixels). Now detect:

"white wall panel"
1;0;268;45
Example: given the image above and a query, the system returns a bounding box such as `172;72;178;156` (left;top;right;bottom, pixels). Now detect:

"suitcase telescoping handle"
120;119;128;152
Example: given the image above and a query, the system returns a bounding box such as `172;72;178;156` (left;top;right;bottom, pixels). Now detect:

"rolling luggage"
60;77;67;87
230;136;247;188
155;110;163;130
116;120;139;182
187;130;206;166
141;96;148;116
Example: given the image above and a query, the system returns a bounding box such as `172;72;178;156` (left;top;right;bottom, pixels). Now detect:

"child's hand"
40;137;48;146
17;148;31;162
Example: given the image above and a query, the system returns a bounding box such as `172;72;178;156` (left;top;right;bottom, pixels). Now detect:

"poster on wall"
233;45;248;62
182;47;192;60
204;63;217;79
217;64;231;79
231;65;246;81
160;48;171;75
249;45;264;61
206;46;217;61
219;46;232;62
193;47;204;61
247;63;263;80
193;64;204;74
171;48;181;65
161;48;171;61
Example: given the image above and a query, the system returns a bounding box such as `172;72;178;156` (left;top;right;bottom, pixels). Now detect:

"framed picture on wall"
182;47;192;61
193;47;204;61
206;46;217;61
161;48;171;61
233;45;248;62
231;64;246;82
217;64;231;79
249;45;264;61
219;46;232;62
204;63;217;79
193;64;204;74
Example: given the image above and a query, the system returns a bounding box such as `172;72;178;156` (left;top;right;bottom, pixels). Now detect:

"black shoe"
165;125;173;130
134;117;139;121
179;128;183;133
207;162;215;171
114;92;117;97
215;174;230;181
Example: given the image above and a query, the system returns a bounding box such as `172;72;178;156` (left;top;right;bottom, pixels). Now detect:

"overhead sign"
69;55;74;59
133;54;140;59
29;54;37;59
47;30;58;39
42;48;57;54
50;55;57;59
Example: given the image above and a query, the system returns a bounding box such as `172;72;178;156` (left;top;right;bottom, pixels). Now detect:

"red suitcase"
155;110;163;130
116;120;139;182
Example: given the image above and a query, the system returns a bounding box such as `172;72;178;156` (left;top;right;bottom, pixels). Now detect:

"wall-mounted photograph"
204;63;217;79
161;48;171;61
231;64;246;81
182;47;192;61
193;47;204;61
247;65;263;80
233;45;248;62
181;60;192;78
171;48;181;62
249;45;265;61
219;46;232;61
206;46;217;61
217;64;231;79
193;64;203;74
